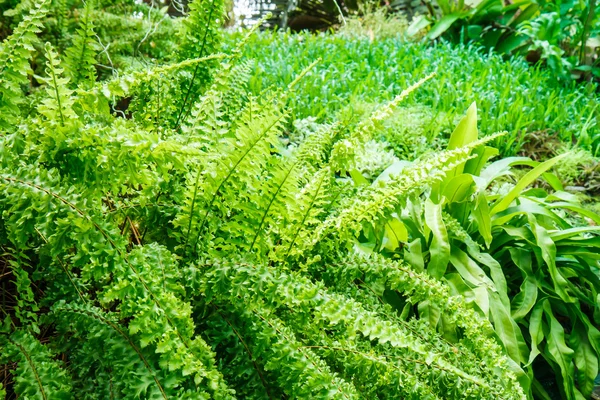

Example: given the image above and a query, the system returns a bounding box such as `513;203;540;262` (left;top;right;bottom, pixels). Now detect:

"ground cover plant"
233;31;599;157
0;1;599;400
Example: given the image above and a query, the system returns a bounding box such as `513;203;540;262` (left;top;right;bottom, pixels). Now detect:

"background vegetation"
0;1;598;400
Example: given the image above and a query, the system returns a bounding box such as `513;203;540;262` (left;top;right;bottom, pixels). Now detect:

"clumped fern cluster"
0;1;528;399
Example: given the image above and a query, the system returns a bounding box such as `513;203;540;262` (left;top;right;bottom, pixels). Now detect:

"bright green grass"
228;31;599;156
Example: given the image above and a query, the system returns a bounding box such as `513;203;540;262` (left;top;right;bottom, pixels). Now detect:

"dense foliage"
408;0;599;81
0;1;598;400
352;103;600;399
234;30;599;157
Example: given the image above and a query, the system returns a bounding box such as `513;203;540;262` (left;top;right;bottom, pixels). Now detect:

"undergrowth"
0;1;598;400
232;31;599;156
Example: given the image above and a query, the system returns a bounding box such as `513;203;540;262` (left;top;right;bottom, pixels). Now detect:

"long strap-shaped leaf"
490;154;567;215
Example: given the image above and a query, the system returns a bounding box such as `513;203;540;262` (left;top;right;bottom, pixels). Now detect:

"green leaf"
530;214;574;303
442;174;476;203
490;154;568;215
425;199;450;279
464;145;499;176
407;15;433;37
526;301;544;366
489;292;528;364
510;276;538;321
473;192;493;248
426;14;464;40
570;321;598;397
404;238;425;272
542;301;576;400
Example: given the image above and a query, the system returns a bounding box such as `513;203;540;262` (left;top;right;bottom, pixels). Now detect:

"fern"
64;0;98;88
174;97;287;255
0;0;50;129
175;0;226;128
0;4;539;398
36;42;76;125
190;257;523;399
50;301;170;399
0;330;72;399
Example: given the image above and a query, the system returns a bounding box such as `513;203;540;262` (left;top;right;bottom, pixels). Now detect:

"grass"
228;30;599;156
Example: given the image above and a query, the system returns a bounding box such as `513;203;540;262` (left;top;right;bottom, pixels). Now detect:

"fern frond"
0;170;235;398
0;0;50;129
274;166;335;261
194;257;524;399
0;330;72;399
174;98;287;254
175;0;225;127
36;42;76;125
322;252;525;397
50;301;169;399
320;134;505;246
4;252;40;333
330;73;434;174
64;0;98;88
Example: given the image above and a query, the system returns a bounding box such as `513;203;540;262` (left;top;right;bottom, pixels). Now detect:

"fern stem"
47;48;65;126
7;336;48;400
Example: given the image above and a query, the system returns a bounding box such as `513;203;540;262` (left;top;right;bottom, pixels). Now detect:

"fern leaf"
0;0;50;129
0;330;73;399
36;42;76;125
64;0;98;88
175;98;287;254
51;301;169;399
175;0;225;127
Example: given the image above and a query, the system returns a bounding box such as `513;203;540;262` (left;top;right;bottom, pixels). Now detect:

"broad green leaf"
492;202;568;227
527;301;544;366
418;300;441;328
425;199;450;279
490;292;528;364
404;238;425;272
541;172;563;191
507;3;539;26
511;276;538;321
542;301;575;400
473;192;493;248
441;174;476;203
448;102;478;150
549;202;600;225
464;145;498;176
383;217;408;250
407;15;433;37
549;226;600;241
490;154;567;215
530;215;574;303
426;13;464;40
480;156;530;186
570;322;598;397
495;31;527;53
349;168;369;186
465;242;509;305
450;247;486;286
